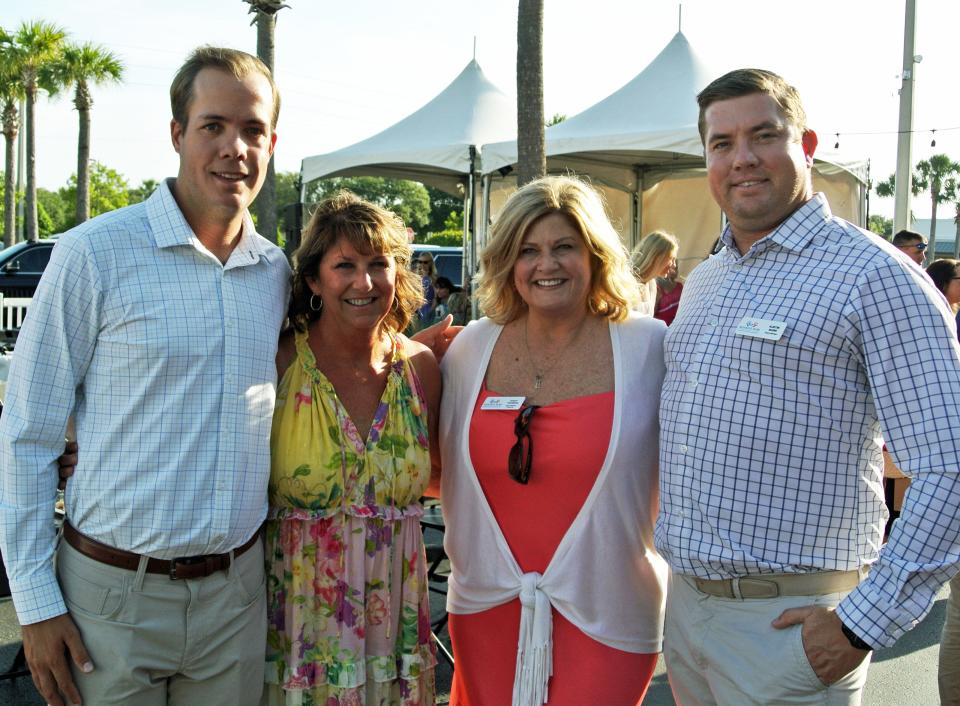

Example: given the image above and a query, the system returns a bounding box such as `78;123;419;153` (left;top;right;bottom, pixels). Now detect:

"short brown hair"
476;175;639;324
170;46;280;129
288;191;422;333
697;68;807;144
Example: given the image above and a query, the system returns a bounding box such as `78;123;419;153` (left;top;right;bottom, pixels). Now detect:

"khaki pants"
664;573;871;706
941;574;960;706
56;536;267;706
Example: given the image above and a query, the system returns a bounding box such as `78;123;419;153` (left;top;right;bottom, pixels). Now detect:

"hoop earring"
309;294;323;312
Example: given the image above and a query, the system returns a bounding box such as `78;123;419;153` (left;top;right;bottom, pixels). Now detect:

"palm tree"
243;0;290;243
0;29;24;247
46;42;123;224
877;154;960;254
12;20;66;241
516;0;545;186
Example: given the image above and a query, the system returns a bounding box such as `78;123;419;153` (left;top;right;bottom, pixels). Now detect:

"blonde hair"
631;231;679;283
476;175;639;324
289;191;422;333
414;251;438;281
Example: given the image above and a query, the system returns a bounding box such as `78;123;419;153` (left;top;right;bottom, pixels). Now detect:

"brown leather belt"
689;569;866;599
63;522;260;580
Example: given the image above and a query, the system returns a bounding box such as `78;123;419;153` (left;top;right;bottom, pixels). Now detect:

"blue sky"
6;0;958;217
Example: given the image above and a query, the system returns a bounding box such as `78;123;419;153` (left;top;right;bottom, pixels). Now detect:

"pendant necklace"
523;315;589;390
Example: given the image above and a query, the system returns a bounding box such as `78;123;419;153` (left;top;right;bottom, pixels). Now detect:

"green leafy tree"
127;178;159;204
424;185;461;235
876;154;960;246
306;177;430;232
243;0;290;244
0;29;24;247
867;214;893;237
36;187;68;236
546;112;566;127
45;41;123;224
274;169;300;239
11;20;67;241
57;161;130;230
517;0;545;186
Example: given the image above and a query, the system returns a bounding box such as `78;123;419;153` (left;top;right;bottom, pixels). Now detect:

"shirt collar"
146;178;267;266
719;193;832;259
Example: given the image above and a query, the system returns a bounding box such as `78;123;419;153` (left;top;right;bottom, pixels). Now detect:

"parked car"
411;244;464;288
0;238;58;299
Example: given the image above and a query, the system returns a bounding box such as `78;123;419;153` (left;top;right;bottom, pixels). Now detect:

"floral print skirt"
263;512;436;706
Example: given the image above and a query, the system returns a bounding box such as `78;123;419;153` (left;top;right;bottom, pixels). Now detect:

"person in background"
432;276;456;322
440;175;667;706
630;230;678;316
413;251;438;329
659;67;960;706
926;256;960;706
892;228;928;266
653;257;683;326
264;192;440;705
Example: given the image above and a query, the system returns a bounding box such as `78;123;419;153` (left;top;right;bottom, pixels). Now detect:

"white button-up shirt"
0;180;290;624
657;194;960;648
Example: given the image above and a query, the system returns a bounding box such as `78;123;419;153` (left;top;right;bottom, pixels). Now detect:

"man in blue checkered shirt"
657;68;960;705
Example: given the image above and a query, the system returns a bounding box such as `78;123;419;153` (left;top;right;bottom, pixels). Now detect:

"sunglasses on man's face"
508;405;540;484
913;243;928;251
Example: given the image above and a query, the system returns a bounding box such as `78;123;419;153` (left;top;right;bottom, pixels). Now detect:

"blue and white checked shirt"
657;194;960;649
0;180;291;624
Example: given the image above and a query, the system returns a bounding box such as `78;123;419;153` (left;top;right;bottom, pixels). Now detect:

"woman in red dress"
439;176;668;706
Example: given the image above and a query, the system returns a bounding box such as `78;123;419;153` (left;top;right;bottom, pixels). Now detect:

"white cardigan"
439;313;669;706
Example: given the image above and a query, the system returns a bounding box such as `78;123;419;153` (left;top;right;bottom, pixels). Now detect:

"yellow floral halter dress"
263;329;436;706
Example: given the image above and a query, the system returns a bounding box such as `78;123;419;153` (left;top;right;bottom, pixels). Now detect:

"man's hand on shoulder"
772;605;870;685
22;613;94;706
411;314;463;362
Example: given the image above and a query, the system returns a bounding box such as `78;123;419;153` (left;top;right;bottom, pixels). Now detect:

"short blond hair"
631;230;679;283
476;176;639;324
170;46;280;130
289;191;422;333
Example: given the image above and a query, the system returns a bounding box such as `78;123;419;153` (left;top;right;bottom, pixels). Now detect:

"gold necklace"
523;315;589;390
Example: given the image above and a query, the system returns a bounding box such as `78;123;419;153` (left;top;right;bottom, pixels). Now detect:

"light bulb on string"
834;133;840;149
931;129;937;148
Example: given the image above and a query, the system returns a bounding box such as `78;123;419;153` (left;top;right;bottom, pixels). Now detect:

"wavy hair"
631;230;679;283
288;191;422;333
476;175;639;324
926;258;960;297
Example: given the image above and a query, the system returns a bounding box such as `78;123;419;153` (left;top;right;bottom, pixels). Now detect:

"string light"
931;129;937;147
834;133;840;149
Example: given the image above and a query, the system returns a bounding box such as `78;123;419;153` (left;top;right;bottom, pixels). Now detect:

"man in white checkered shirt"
658;68;960;705
0;47;289;706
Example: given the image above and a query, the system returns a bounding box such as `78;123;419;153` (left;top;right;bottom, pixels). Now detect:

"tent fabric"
300;59;516;194
480;32;868;275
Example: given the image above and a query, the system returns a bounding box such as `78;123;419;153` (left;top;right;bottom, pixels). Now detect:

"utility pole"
893;0;918;236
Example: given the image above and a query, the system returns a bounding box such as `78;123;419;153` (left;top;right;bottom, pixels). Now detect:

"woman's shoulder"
613;312;667;344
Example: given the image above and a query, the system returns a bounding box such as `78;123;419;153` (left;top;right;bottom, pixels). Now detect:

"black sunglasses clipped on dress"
508;405;540;484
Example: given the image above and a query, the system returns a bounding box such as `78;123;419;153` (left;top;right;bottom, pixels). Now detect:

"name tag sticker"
734;317;787;341
481;396;526;411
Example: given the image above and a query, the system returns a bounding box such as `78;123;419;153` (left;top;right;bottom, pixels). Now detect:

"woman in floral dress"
263;192;441;706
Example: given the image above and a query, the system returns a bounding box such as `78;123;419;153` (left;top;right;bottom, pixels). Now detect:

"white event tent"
299;59;516;278
481;32;868;276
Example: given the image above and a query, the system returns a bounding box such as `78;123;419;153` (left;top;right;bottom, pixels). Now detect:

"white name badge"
481;396;526;411
734;317;787;341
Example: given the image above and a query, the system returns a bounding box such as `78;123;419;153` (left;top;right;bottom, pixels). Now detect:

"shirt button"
226;320;235;329
679;444;688;454
688;377;698;388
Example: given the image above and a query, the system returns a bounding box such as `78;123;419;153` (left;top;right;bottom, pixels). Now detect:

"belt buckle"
735;577;780;599
169;555;214;580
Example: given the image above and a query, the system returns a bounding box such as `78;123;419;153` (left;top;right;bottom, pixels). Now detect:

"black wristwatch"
840;622;873;651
